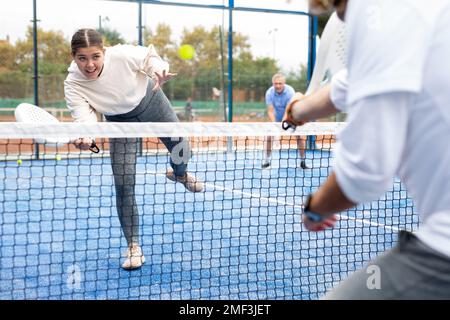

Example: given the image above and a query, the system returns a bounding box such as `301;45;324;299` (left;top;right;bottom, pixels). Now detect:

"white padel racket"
15;103;99;153
282;12;347;131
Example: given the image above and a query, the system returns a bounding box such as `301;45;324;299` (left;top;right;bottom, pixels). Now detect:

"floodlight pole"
137;0;144;156
307;14;318;84
32;0;39;107
307;14;318;150
32;0;40;159
138;1;143;45
227;0;234;123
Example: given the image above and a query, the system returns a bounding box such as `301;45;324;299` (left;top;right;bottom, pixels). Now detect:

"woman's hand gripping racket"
15;103;100;153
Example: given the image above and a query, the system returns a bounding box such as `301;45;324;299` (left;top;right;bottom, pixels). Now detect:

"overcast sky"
1;0;311;71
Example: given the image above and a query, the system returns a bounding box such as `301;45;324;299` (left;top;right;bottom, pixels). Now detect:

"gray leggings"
323;231;450;300
105;81;190;245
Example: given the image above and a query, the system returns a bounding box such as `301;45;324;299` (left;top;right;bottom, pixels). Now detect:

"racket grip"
89;141;100;153
282;120;296;132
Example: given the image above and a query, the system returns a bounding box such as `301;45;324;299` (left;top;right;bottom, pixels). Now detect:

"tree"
0;40;16;71
286;64;308;93
97;27;125;46
14;26;71;74
234;53;278;90
175;26;250;70
169;25;254;99
143;23;175;59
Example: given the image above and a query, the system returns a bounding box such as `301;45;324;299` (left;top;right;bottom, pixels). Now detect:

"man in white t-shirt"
284;0;450;299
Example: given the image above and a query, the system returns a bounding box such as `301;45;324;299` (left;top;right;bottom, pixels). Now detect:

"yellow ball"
178;44;195;60
17;159;22;165
56;155;62;161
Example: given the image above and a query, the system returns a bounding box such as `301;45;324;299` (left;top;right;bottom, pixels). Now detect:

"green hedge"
1;98;266;118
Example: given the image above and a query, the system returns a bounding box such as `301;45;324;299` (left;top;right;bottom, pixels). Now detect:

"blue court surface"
0;149;418;300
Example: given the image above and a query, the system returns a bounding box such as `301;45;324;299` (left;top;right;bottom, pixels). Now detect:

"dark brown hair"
71;28;104;55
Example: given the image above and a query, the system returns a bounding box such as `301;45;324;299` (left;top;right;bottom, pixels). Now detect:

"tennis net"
0;121;418;299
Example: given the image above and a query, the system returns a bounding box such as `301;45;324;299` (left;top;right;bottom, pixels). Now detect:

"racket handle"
89;141;100;153
282;120;296;132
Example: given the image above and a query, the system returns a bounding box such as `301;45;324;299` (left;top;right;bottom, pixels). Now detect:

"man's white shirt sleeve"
330;69;348;112
334;0;429;202
333;93;411;203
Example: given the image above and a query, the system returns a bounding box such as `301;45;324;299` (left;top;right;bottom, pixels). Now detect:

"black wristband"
303;194;324;223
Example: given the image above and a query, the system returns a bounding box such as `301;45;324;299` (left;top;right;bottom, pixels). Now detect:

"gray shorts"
323;230;450;300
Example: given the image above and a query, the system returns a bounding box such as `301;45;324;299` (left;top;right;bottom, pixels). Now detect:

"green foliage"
0;71;33;98
13;26;71;73
0;41;16;70
38;60;68;75
97;27;125;46
143;23;174;58
235;56;278;89
286;64;308;93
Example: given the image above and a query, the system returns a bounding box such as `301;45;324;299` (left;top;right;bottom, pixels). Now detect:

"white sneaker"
122;244;145;270
166;169;204;192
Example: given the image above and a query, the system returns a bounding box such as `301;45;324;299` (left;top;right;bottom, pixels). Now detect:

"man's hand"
282;92;307;127
152;70;177;91
301;172;355;232
302;213;338;232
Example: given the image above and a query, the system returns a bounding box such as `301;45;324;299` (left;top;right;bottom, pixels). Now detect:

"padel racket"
15;103;100;153
283;12;347;131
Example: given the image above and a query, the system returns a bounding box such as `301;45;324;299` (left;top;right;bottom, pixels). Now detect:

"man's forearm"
309;172;356;216
291;85;338;122
267;105;276;122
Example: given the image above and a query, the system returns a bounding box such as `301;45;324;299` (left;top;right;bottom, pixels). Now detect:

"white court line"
143;169;399;232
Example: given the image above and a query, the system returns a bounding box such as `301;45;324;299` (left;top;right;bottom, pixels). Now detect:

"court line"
145;169;400;232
